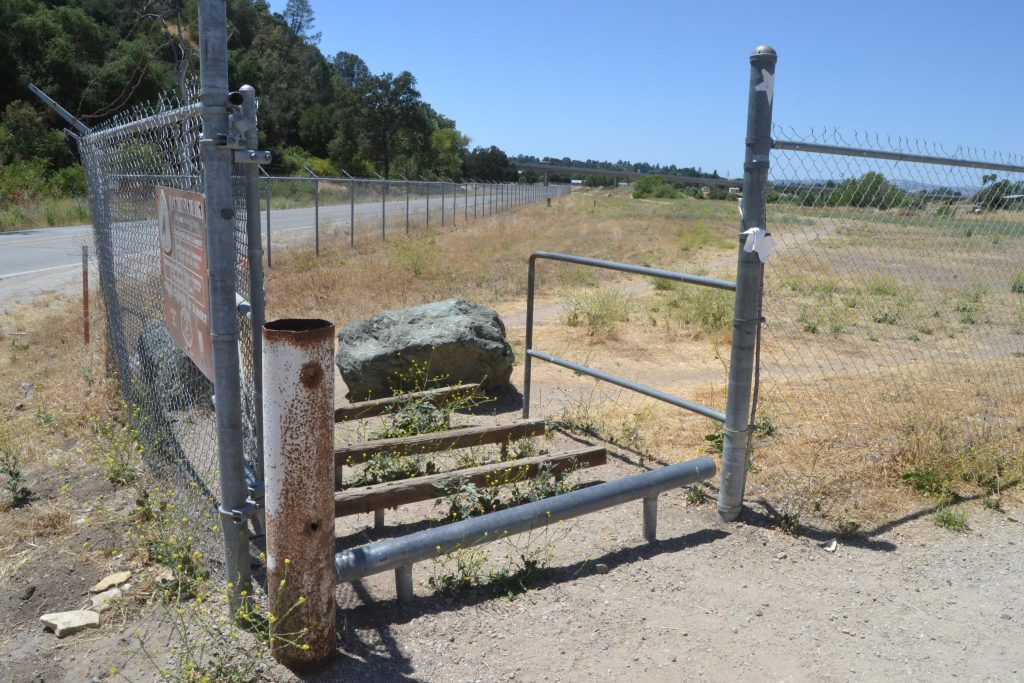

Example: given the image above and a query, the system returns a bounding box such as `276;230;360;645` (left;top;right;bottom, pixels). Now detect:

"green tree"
462;145;516;181
632;176;680;199
283;0;320;44
358;71;429;178
973;178;1022;211
428;124;470;179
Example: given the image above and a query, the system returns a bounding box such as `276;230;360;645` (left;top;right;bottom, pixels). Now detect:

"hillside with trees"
0;0;520;229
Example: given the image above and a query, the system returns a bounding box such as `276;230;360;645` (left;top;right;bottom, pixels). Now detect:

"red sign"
158;186;215;381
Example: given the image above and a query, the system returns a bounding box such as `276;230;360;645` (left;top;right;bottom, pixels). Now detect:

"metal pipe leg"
374;509;385;529
395;565;414;603
643;495;658;542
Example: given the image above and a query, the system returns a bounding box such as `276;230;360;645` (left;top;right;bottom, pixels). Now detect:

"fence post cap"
750;45;777;64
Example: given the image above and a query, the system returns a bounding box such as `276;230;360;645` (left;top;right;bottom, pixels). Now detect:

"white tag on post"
741;227;775;263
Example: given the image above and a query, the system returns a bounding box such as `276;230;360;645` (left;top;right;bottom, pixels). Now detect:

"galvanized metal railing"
334;456;716;602
521;251;737;423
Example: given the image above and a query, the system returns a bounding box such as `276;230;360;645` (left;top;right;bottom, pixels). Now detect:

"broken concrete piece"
40;610;100;637
89;571;131;593
90;587;122;613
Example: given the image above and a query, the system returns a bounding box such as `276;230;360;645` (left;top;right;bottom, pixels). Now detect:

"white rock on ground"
39;610;100;638
89;571;131;594
89;587;122;613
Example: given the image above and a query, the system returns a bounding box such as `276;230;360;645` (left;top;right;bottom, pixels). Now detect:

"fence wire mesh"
77;84;258;561
758;127;1024;518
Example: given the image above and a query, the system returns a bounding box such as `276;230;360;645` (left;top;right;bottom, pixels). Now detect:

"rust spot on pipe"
300;361;323;388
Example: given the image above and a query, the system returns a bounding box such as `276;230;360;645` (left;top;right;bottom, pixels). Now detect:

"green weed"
864;273;899;297
564;289;631;336
665;286;732;337
132;487;210;601
390;233;438;277
1011;271;1024;294
932;505;969;532
685;484;708;506
0;420;31;508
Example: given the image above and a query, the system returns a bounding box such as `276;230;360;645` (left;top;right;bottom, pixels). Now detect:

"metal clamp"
232;149;271;164
218;500;258;523
247;480;265;502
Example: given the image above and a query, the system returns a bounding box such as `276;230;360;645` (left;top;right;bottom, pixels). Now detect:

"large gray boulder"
336;299;514;400
137;320;213;410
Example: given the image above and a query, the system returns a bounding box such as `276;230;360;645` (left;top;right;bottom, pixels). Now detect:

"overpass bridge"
510;162;740;189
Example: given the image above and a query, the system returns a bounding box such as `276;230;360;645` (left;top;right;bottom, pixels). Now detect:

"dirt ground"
322;459;1024;683
3;376;1022;683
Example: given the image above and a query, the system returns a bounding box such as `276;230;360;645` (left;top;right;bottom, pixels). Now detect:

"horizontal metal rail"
523;251;733;420
528;350;726;423
86;102;201;143
334;456;716;587
772;138;1024;175
530;252;736;291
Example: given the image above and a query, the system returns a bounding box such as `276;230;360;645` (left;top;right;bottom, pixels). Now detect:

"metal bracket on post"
717;44;776;523
232;149;272;164
247;480;266;537
218;500;258;525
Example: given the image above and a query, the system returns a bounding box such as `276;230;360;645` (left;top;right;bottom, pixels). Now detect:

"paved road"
0;189;558;309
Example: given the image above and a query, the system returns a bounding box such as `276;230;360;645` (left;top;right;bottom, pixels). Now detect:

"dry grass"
0;292;119;579
264;188;738;326
265;188;1024;528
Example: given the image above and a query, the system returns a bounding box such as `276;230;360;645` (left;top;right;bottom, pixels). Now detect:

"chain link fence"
76;84;259;559
757;127;1024;517
74;82;571;562
260;175;568;258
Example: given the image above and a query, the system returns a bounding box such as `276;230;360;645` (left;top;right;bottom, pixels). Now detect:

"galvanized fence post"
241;85;266;518
425;180;430;226
304;166;320;257
81;245;89;346
441;181;446;228
264;172;272;267
404;176;410;233
198;0;251;612
349;179;355;247
263;319;336;670
717;45;776;523
381;178;386;240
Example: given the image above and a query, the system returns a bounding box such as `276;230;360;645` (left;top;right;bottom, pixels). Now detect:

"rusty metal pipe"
263;318;336;670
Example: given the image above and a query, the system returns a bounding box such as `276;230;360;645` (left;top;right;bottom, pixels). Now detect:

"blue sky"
268;0;1023;178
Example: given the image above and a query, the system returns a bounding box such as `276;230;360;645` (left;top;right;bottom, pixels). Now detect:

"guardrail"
334;456;716;602
521;251;737;423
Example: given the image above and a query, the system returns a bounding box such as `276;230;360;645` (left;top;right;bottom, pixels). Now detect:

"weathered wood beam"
334;383;480;423
335;419;547;467
335;446;607;517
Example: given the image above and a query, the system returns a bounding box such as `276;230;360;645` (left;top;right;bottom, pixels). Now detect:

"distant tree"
298;104;337;158
333;51;370;89
283;0;320;44
973;178;1023;211
428;125;470;179
358;71;430;178
632;176;680;199
463;146;516;181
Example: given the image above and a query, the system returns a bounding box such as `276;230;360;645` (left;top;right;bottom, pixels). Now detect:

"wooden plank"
334;383;480;423
335;419;547;466
335;446;607;517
